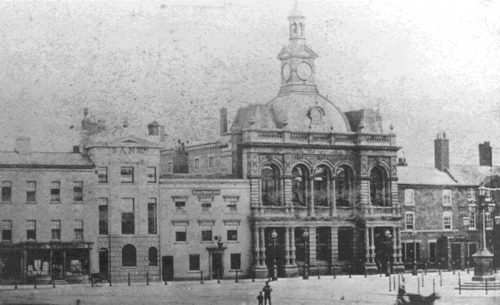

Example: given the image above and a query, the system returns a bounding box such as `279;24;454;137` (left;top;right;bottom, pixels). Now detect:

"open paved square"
1;272;499;305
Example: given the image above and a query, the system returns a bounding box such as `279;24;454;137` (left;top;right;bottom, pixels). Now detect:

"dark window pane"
99;206;108;235
122;244;136;266
316;227;331;261
27;191;36;202
149;247;158;266
230;253;241;270
261;165;281;206
121;212;135;234
189;255;200;271
176;231;186;242
27;230;36;240
227;230;238;241
148;202;157;234
1;184;11;202
202;230;212;241
2;230;12;241
338;227;352;261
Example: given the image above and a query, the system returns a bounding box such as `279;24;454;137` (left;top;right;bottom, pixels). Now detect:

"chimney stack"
434;132;449;171
220;108;228;135
397;157;408;166
15;137;31;154
479;141;492;166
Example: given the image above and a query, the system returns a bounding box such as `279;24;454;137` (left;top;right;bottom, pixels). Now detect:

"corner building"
164;5;405;277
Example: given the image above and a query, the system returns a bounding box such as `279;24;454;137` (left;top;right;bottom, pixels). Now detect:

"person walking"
257;291;264;305
262;281;273;305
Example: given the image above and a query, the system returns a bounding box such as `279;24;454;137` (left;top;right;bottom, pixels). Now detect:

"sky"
1;0;500;167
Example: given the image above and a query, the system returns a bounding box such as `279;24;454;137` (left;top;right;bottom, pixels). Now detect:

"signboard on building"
192;190;220;195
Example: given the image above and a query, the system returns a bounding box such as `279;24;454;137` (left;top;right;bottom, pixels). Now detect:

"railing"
368;206;393;215
242;130;395;146
336;206;354;217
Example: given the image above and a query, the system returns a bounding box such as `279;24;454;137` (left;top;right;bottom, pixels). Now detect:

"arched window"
122;244;136;267
149;247;158;266
299;23;303;37
370;166;389;206
313;165;331;206
335;166;352;206
261;165;281;206
292;23;297;36
292;165;308;206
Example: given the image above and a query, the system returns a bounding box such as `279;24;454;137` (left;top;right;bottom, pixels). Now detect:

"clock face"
297;62;312;81
282;63;291;81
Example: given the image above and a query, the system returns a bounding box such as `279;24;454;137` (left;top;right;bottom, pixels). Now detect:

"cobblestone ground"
0;272;499;305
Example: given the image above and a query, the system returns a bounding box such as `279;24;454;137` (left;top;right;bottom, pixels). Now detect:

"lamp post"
271;230;278;281
303;231;309;280
384;229;392;276
462;186;496;281
412;231;418;276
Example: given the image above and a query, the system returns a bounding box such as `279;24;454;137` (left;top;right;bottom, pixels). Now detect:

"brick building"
0;137;96;284
398;134;500;271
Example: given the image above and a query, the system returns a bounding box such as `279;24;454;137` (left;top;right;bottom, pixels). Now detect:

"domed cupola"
268;2;351;133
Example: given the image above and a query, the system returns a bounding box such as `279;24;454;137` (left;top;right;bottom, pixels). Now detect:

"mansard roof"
230;104;277;132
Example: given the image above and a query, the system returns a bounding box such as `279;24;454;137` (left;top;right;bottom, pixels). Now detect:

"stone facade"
0;139;97;284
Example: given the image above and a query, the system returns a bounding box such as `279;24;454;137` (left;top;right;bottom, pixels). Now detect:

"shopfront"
0;242;93;284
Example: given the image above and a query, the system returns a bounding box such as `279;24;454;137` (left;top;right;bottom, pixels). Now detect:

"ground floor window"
189;254;200;271
316;227;331;262
338;227;353;261
27;249;50;277
230;253;241;270
1;251;22;280
401;242;420;266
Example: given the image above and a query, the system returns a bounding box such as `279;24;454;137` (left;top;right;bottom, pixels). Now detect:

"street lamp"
412;231;417;276
303;231;309;280
271;230;278;281
383;229;392;276
462;186;496;281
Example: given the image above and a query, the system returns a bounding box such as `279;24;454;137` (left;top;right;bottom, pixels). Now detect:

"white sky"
0;0;500;166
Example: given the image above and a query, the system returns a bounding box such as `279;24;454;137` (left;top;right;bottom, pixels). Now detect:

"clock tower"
278;1;319;95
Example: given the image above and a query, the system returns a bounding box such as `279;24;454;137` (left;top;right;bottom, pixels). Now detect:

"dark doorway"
436;236;448;270
52;250;64;279
162;256;174;281
212;253;223;279
451;244;461;269
468;243;477;268
99;248;108;279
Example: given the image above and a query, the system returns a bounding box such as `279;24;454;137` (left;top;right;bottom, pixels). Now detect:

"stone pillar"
254;227;260;266
290;228;296;265
254;227;268;278
330;226;338;266
365;228;370;263
364;227;378;275
308;227;317;266
23;250;27;283
370;228;375;263
359;179;370;213
392;227;397;264
331;178;337;216
283;176;293;213
62;250;66;278
283;227;299;277
390;180;399;216
309;178;315;216
49;249;53;276
393;228;405;274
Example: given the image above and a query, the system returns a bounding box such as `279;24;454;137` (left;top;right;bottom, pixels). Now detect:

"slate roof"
230;104;277;132
0;152;94;169
397;166;457;185
398;165;500;186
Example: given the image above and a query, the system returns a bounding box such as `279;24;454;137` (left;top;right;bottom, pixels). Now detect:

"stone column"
331;178;337;216
62;250;67;278
283;176;293;214
285;227;291;265
259;228;266;265
370;228;375;263
397;228;403;264
392;227;397;264
308;227;317;266
290;228;296;265
330;226;338;266
254;227;260;266
309;178;315;216
365;228;370;263
359;179;370;214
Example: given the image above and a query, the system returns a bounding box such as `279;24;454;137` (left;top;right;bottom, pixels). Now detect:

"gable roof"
0;152;94;169
397;166;457;186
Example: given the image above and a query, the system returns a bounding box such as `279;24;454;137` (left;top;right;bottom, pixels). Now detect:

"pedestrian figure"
262;281;273;305
257;291;264;305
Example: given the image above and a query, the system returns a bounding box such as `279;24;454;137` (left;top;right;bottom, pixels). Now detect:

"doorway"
468;243;477;268
99;248;108;279
52;251;64;279
212;253;223;279
162;256;174;281
451;244;461;270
